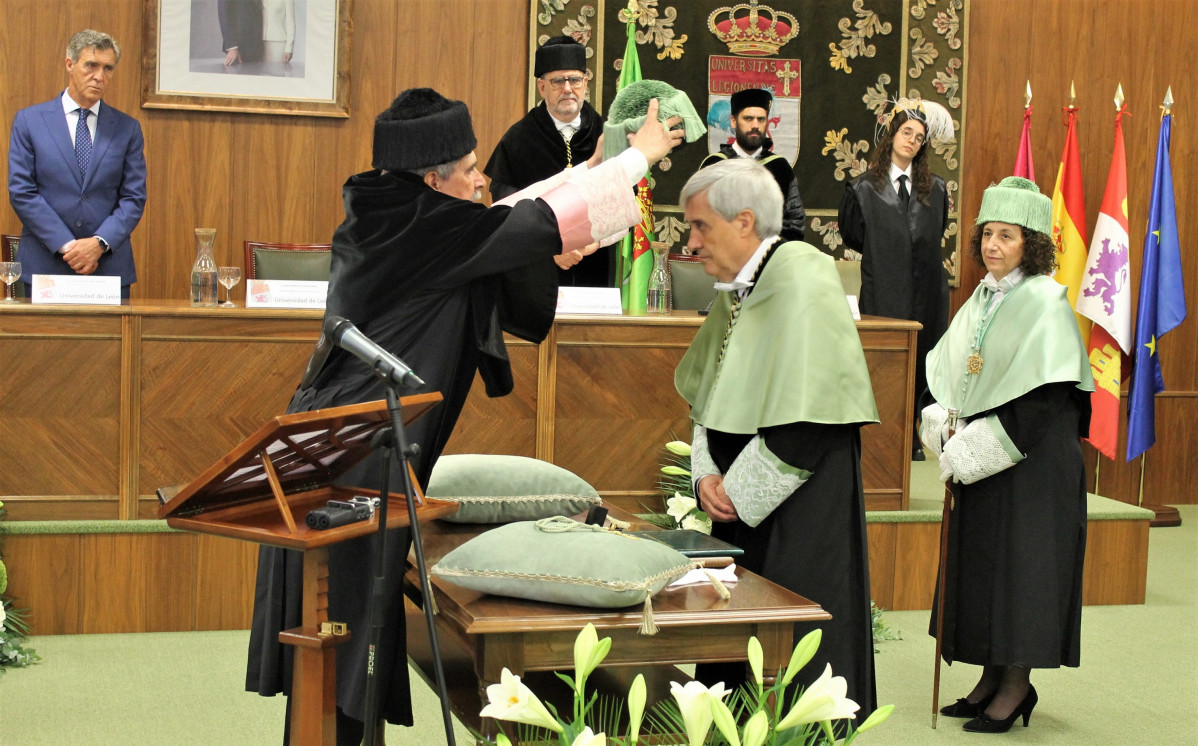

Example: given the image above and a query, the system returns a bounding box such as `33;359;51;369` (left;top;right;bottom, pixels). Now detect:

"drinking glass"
0;261;20;302
217;266;242;307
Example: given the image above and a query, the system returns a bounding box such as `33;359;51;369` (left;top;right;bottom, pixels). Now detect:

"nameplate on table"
846;294;861;320
246;279;327;309
30;274;121;305
556;286;623;315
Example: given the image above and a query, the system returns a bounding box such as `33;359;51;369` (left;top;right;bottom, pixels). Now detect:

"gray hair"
67;30;121;64
679;158;783;240
406;161;457;181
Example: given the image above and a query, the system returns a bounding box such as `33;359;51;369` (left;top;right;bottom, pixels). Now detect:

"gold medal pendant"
966;351;984;375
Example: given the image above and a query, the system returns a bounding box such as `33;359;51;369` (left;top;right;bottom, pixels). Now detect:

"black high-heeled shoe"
939;692;996;718
963;685;1038;733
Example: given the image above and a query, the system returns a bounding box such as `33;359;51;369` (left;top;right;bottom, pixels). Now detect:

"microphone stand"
361;384;456;746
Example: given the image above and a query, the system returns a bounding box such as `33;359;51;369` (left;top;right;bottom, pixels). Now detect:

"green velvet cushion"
426;454;601;524
430;517;694;608
253;248;332;281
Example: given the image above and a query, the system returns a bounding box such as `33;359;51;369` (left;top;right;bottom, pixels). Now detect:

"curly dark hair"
968;222;1058;276
864;113;934;205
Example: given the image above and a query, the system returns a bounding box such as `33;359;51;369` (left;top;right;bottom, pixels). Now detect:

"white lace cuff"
690;424;719;493
920;403;950;458
723;435;811;527
943;414;1024;485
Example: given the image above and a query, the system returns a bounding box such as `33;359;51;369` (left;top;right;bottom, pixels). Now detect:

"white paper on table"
667;563;739;588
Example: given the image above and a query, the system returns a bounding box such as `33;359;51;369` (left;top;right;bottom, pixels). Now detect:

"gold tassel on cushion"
703;569;732;600
639;595;658;636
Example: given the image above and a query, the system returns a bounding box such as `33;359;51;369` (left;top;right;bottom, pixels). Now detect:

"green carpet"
4;506;1195;744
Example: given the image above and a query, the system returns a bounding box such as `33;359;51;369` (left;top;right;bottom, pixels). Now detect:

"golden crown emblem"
707;1;799;56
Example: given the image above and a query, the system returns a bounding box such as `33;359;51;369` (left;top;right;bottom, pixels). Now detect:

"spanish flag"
1050;105;1091;343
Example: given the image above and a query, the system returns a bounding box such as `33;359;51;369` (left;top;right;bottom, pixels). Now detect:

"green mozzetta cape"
675;242;879;434
927;274;1095;419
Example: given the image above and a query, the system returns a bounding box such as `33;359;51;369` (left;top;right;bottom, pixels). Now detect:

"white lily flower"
572;623;611;694
669;680;728;746
665;440;692;457
627;673;647;744
710;696;741;746
479;668;564;734
680;513;713;534
666;492;698;521
741;710;770;746
776;663;859;731
781;628;822;686
570;727;606;746
747;636;764;688
856;703;895;733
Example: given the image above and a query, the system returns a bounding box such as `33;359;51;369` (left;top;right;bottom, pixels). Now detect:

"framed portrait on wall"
142;0;351;117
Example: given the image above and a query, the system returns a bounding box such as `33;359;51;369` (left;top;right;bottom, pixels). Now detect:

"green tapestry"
528;0;968;284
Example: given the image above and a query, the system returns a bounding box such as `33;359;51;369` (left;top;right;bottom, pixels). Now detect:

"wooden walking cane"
932;407;960;728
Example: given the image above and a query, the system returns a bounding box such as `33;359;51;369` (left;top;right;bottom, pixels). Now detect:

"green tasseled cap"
602;79;706;161
976;176;1052;235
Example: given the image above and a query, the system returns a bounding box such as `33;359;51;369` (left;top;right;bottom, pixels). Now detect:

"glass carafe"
190;228;219;307
646;242;672;314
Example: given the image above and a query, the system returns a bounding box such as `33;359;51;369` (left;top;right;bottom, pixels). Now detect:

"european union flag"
1126;111;1186;461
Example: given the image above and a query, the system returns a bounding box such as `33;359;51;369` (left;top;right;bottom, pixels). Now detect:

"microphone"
324;315;426;389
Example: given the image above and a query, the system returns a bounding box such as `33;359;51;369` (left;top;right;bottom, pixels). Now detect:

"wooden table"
406;509;830;736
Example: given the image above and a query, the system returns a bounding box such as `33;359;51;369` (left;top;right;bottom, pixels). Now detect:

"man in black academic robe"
484;36;608;287
699;88;805;242
675;159;879;721
245;88;681;745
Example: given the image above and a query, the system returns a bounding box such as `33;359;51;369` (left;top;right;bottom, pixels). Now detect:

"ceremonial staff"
932;407;960;728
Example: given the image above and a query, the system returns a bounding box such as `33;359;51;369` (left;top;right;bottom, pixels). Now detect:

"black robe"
700;144;806;242
932;383;1090;669
245;170;562;727
698;423;878;719
484;101;609;287
838;174;948;405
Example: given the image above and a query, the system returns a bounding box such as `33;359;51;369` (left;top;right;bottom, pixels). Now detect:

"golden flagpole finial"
1025;81;1032;108
1114;83;1125;109
1163;86;1174;116
1069;80;1077;108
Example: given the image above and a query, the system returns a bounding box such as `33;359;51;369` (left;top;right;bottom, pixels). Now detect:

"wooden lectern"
158;396;459;745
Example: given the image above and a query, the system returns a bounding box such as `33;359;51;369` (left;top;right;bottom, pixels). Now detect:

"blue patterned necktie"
75;108;92;179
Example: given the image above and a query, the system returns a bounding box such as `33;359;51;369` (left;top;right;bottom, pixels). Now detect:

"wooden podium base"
1143;504;1183;528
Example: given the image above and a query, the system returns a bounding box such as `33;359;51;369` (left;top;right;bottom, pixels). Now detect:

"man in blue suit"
8;29;147;298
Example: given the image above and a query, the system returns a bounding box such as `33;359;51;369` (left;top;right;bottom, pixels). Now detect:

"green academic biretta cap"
975;176;1052;235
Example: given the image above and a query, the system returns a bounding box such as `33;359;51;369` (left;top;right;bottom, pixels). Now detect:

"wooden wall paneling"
137;319;314;506
466;0;531;169
143;532;198;632
1082;520;1148;605
1;534;82;635
230;116;322;254
889;522;940;611
0;319;122;502
443;343;540;458
194;534;258;630
77;534;145;632
865;523;896;612
1143;395;1197;506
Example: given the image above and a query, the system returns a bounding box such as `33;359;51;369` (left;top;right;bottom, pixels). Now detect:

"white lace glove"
938;450;955;482
920;403;949;458
723;435;811;527
942;415;1025;485
690;424;720;493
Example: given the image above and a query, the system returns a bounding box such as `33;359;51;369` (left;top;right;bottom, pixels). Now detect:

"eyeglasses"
896;126;926;145
545;75;587;90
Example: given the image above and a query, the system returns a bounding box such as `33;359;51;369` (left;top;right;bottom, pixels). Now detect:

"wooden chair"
2;234;23;299
667;253;716;311
244;241;332;281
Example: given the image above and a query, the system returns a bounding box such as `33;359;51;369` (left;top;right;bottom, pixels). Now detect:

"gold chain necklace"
715;241;781;369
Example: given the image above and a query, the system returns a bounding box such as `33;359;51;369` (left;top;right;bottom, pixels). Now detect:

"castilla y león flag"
1076;105;1132;459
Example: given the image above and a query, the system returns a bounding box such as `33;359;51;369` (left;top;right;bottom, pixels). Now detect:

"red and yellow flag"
1076;103;1132;459
1050;105;1091;343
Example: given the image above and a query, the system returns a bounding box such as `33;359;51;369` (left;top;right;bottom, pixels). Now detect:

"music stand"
158;396;459;745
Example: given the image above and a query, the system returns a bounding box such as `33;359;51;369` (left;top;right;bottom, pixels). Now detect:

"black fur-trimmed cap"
372;88;477;172
534;35;586;77
730;88;773;116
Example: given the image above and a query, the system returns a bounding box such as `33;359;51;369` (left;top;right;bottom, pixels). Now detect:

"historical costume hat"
975;176;1053;235
879;97;954;148
601;79;706;160
730;88;773;116
372;87;477;172
534;35;587;77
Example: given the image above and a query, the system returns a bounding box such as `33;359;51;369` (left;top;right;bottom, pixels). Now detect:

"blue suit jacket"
8;96;147;285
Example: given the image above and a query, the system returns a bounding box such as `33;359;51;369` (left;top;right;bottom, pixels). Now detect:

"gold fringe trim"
639;595;658;635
